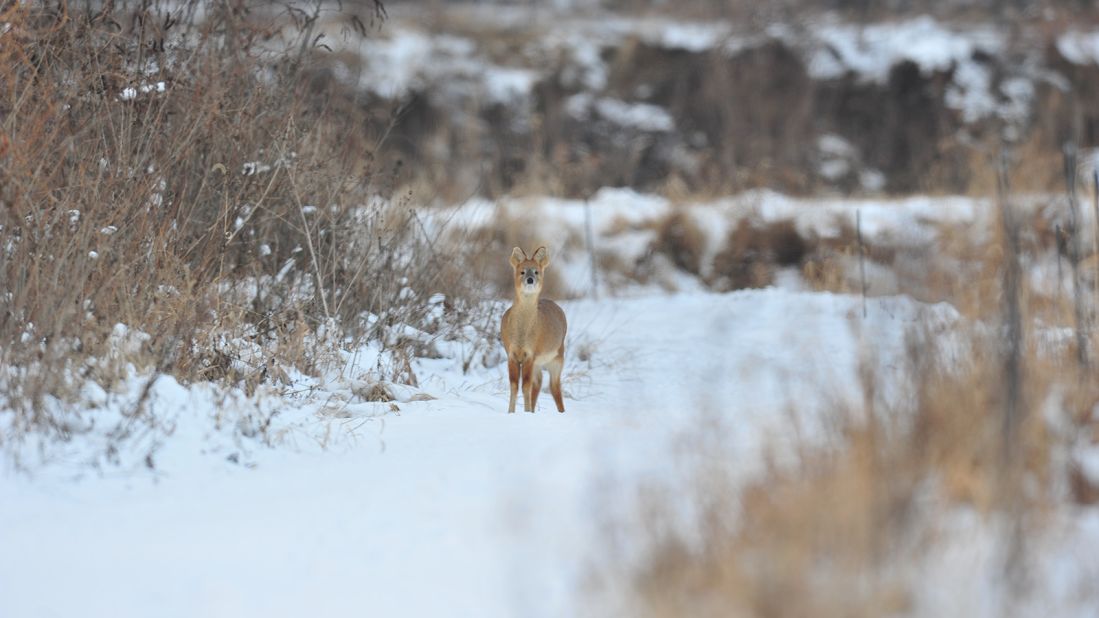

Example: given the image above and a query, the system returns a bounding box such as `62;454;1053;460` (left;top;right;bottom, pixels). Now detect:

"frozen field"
1;288;942;617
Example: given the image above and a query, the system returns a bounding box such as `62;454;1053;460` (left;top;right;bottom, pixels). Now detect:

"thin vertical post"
857;209;867;318
1065;143;1089;370
1056;223;1064;302
585;198;598;299
1093;168;1099;315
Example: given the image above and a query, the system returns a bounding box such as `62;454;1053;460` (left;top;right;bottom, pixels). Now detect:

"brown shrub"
710;220;812;291
801;250;853;293
651;210;706;276
0;1;487;457
596;250;642;294
763;220;808;266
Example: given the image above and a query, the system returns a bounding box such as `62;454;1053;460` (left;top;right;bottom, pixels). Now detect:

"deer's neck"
512;291;540;316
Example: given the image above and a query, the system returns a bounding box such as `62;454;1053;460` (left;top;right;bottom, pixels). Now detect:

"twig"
223;163;283;245
285;141;332;322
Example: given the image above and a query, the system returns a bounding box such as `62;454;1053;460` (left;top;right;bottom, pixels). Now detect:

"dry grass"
608;167;1099;615
710;220;811;291
650;210;707;277
633;420;923;617
621;327;1096;617
0;1;488;457
644;209;880;293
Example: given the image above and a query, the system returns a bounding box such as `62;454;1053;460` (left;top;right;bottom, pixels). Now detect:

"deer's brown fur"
501;246;567;413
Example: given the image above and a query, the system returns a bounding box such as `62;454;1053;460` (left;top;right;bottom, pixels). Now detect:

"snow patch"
357;28;537;104
809;16;1001;82
946;60;995;123
1056;31;1099;65
566;94;674;132
482;66;539;104
635;20;731;53
118;81;166;101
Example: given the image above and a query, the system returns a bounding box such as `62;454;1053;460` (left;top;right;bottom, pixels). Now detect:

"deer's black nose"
526;277;534;285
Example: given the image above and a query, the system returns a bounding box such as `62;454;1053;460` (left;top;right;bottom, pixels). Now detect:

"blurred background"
314;0;1099;200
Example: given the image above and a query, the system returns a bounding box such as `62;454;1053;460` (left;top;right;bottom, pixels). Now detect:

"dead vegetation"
622;325;1098;616
710;220;808;291
651;211;706;277
641;209;861;293
603;159;1099;616
0;1;490;459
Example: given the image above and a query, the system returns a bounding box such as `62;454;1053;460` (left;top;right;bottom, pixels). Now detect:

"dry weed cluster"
0;1;484;454
616;159;1099;615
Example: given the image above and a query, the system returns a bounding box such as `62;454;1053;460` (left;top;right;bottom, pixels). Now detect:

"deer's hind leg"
548;349;565;413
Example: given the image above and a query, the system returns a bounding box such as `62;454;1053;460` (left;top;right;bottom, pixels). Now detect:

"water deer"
501;246;567;413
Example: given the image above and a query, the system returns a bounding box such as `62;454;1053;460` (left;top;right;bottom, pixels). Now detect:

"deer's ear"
510;247;525;267
533;246;549;268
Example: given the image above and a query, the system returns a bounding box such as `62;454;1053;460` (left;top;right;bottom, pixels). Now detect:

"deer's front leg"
521;357;535;412
507;356;519;413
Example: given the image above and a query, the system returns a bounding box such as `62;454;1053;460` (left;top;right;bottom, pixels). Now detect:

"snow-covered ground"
7;184;1099;616
2;287;949;617
5;184;1099;615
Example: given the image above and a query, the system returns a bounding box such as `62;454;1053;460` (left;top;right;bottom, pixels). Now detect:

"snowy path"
0;290;927;617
